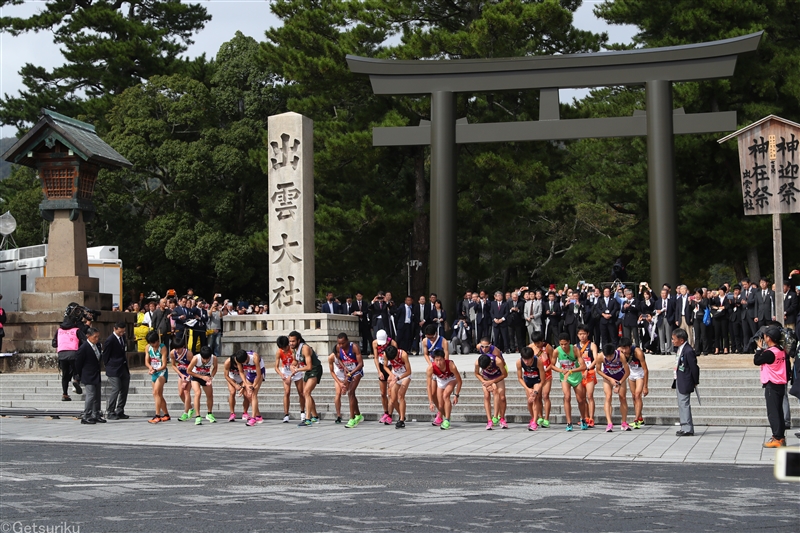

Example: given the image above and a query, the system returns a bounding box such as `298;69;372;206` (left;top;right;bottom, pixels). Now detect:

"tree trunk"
411;147;429;298
733;260;748;282
747;246;761;282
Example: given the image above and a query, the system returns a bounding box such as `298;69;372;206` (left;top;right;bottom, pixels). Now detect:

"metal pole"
430;91;457;318
646;80;678;291
773;213;784;325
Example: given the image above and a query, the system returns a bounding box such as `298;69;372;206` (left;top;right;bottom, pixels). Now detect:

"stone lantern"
1;110;132;354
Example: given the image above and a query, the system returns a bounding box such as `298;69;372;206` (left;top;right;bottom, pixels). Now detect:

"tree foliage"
92;33;284;301
0;0;210;130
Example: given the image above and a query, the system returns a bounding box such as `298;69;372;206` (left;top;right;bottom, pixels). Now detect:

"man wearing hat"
754;326;789;448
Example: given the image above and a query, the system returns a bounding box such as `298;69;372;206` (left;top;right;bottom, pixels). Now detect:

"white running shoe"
300;412;306;421
283;414;290;423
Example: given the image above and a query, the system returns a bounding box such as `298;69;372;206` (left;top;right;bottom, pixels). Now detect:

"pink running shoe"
228;413;236;422
246;417;257;427
379;414;387;424
432;413;443;426
242;413;250;421
254;416;264;424
499;417;508;429
485;420;493;430
606;423;614;432
528;420;538;431
621;421;632;431
383;414;392;425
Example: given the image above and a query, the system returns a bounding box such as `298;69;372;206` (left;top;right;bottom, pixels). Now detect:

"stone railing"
221;313;361;357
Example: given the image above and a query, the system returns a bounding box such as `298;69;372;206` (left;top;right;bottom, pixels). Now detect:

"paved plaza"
1;414;797;465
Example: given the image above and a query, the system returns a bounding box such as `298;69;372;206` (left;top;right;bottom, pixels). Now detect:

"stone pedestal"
221;314;360;358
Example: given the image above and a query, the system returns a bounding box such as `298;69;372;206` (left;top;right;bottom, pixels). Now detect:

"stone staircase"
1;369;798;427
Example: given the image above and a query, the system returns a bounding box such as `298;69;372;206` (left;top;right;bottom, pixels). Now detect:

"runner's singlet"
602;350;625;381
521;356;540;387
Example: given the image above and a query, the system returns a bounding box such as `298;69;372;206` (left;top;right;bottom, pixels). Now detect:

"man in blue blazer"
322;292;342;314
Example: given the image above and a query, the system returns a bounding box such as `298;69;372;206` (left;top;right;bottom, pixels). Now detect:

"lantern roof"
1;109;132;169
718;114;800;143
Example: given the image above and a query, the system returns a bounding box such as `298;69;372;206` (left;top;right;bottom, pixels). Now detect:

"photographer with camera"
53;304;88;401
754;326;789;448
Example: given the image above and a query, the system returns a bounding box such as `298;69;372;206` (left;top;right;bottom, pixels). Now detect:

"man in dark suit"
352;291;372;353
729;285;744;353
543;291;562;347
710;286;731;354
783;280;797;328
103;322;130;420
456;291;473;321
341;295;354;317
489;291;510;352
655;288;675;354
740;278;758;341
672;328;699;436
425;293;438;329
754;277;775;326
507;292;525;351
562;293;582;344
322;292;342;314
598;287;619;348
620;288;640;346
395;296;415;352
74;327;105;425
474;294;490;344
369;292;391;339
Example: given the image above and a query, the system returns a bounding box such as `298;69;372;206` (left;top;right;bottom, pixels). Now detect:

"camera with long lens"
63;302;101;326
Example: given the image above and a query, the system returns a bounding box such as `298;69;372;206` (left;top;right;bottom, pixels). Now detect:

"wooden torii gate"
348;32;762;314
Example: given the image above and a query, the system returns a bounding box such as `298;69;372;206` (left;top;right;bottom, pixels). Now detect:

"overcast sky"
0;0;637;139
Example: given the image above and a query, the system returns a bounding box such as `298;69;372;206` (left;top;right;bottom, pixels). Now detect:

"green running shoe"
194;416;202;425
345;418;357;428
492;416;500;425
311;416;319;424
188;408;196;418
178;413;189;422
541;419;550;428
206;413;216;423
297;419;312;427
536;417;544;426
441;419;451;430
354;414;364;425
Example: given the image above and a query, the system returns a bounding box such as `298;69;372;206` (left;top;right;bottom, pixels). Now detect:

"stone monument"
1;109;134;361
222;112;359;356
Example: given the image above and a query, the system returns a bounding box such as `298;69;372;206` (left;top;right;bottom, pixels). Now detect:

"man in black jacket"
74;328;105;424
655;288;675;354
490;291;510;353
783;280;798;329
621;288;640;347
672;328;699;436
598;287;619;348
103;322;130;420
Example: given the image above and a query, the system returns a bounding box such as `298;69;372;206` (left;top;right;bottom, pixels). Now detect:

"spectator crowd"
327;277;798;358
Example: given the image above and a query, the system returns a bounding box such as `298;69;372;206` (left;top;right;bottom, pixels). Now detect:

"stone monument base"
2;310;135;354
222;314;361;358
